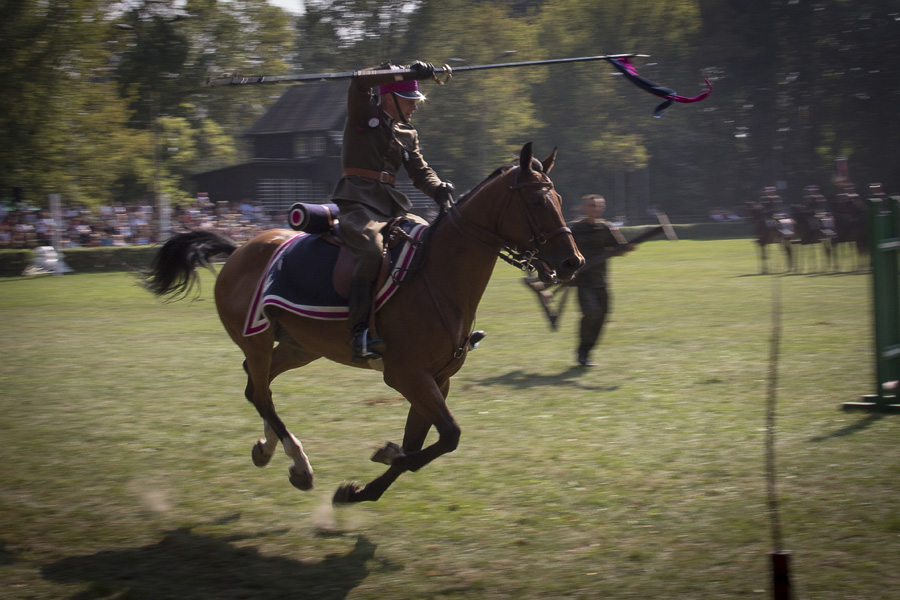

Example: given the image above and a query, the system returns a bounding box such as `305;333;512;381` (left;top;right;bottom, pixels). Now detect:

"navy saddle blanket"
244;223;427;336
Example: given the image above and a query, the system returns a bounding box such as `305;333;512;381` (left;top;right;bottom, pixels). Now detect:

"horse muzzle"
534;252;583;284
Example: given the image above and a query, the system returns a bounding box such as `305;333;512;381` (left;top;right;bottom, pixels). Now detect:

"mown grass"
1;238;897;599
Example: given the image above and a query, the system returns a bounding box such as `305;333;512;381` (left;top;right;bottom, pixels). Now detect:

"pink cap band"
378;79;423;98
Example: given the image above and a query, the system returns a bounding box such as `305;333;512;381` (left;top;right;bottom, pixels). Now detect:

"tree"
531;0;707;217
0;0;136;207
108;0;291;206
402;0;544;191
696;0;900;203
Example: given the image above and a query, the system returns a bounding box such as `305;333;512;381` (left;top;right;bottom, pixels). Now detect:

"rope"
765;273;785;552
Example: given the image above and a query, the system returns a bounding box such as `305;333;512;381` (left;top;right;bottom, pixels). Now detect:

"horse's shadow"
468;366;620;393
42;520;388;600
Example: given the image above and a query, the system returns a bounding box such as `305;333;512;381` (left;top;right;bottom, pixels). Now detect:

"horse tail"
142;230;238;300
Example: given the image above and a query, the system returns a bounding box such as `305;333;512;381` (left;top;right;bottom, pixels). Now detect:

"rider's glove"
435;181;455;210
408;61;435;81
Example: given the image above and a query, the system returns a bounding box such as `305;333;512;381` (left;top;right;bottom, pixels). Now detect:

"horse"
142;142;583;504
747;202;794;274
789;204;836;273
831;191;869;271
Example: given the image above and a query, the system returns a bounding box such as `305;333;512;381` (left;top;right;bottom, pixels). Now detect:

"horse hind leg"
242;339;317;491
243;360;276;467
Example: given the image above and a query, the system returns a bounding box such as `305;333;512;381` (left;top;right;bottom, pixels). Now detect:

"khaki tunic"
332;74;443;217
332;72;442;279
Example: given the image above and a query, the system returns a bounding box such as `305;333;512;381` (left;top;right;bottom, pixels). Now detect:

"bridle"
447;166;573;276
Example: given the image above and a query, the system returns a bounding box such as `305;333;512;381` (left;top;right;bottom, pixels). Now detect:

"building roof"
246;81;347;136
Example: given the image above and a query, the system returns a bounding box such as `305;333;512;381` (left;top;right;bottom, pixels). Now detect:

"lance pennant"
608;57;712;117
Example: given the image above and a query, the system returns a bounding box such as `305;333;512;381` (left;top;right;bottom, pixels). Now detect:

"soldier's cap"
379;79;425;100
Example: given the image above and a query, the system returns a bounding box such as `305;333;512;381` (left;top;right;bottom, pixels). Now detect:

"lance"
206;53;649;87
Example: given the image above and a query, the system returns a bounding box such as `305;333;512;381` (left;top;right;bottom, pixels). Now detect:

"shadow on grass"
42;524;386;600
0;539;15;566
732;270;867;278
810;412;887;442
471;367;620;392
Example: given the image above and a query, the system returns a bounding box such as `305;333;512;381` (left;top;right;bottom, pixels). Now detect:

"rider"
333;61;455;362
758;186;784;218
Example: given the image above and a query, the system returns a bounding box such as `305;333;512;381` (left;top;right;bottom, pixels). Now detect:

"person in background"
571;194;633;367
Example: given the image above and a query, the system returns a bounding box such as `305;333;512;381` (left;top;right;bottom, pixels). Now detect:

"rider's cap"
379;79;425;100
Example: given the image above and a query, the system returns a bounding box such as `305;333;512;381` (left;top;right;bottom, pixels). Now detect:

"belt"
343;168;396;186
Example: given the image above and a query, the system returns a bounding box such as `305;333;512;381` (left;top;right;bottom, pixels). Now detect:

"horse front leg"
758;241;768;275
334;378;457;504
782;238;794;273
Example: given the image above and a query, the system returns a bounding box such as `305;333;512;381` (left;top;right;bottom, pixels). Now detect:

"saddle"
768;212;795;237
243;203;427;337
816;211;837;238
286;202;418;297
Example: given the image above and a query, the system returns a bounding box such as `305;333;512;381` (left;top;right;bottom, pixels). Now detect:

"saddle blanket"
243;223;427;336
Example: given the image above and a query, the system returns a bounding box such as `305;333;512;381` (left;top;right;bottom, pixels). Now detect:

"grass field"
1;238;898;600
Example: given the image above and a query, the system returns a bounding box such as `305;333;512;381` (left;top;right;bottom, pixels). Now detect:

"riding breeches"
336;202;391;281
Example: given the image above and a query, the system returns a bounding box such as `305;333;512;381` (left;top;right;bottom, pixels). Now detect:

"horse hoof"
251;440;273;467
371;441;404;465
289;465;314;491
333;481;361;505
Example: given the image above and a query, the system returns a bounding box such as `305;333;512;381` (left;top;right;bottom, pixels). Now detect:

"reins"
446;166;573;274
422;163;573;363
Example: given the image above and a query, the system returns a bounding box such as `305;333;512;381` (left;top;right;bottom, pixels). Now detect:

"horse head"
500;142;583;283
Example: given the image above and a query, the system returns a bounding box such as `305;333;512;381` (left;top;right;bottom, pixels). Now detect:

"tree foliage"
4;0;900;219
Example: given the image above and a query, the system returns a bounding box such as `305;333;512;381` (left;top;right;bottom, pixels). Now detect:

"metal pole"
770;551;793;600
151;88;165;241
843;196;900;412
49;193;63;275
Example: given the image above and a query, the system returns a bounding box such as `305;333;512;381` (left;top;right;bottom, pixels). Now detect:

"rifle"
574;225;664;277
524;226;664;330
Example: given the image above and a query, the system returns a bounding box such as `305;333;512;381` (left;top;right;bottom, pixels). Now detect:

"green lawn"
1;238;897;599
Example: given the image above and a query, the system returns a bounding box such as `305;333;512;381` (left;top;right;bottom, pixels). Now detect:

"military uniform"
333;65;448;361
571;217;628;365
334;74;444;226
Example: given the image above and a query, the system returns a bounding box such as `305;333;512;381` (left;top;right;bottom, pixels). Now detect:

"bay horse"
789;203;836;273
747;202;794;274
143;143;583;504
831;191;869;271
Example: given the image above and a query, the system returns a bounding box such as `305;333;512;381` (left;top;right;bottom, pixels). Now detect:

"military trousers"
576;285;610;357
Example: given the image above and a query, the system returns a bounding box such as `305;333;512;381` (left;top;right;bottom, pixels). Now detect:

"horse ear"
519;142;534;174
542;147;558;174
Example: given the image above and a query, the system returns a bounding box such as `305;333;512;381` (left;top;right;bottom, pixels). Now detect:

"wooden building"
191;81;435;218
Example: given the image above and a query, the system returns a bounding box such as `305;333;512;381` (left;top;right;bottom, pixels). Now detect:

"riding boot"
348;275;384;362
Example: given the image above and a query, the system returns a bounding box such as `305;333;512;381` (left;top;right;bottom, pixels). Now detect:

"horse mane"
408;154;546;275
428;152;549;231
401;165;514;280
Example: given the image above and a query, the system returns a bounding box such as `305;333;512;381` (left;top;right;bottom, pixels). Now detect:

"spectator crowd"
0;197;282;250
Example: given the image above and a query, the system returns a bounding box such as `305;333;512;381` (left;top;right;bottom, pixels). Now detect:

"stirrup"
467;330;486;350
351;328;384;362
